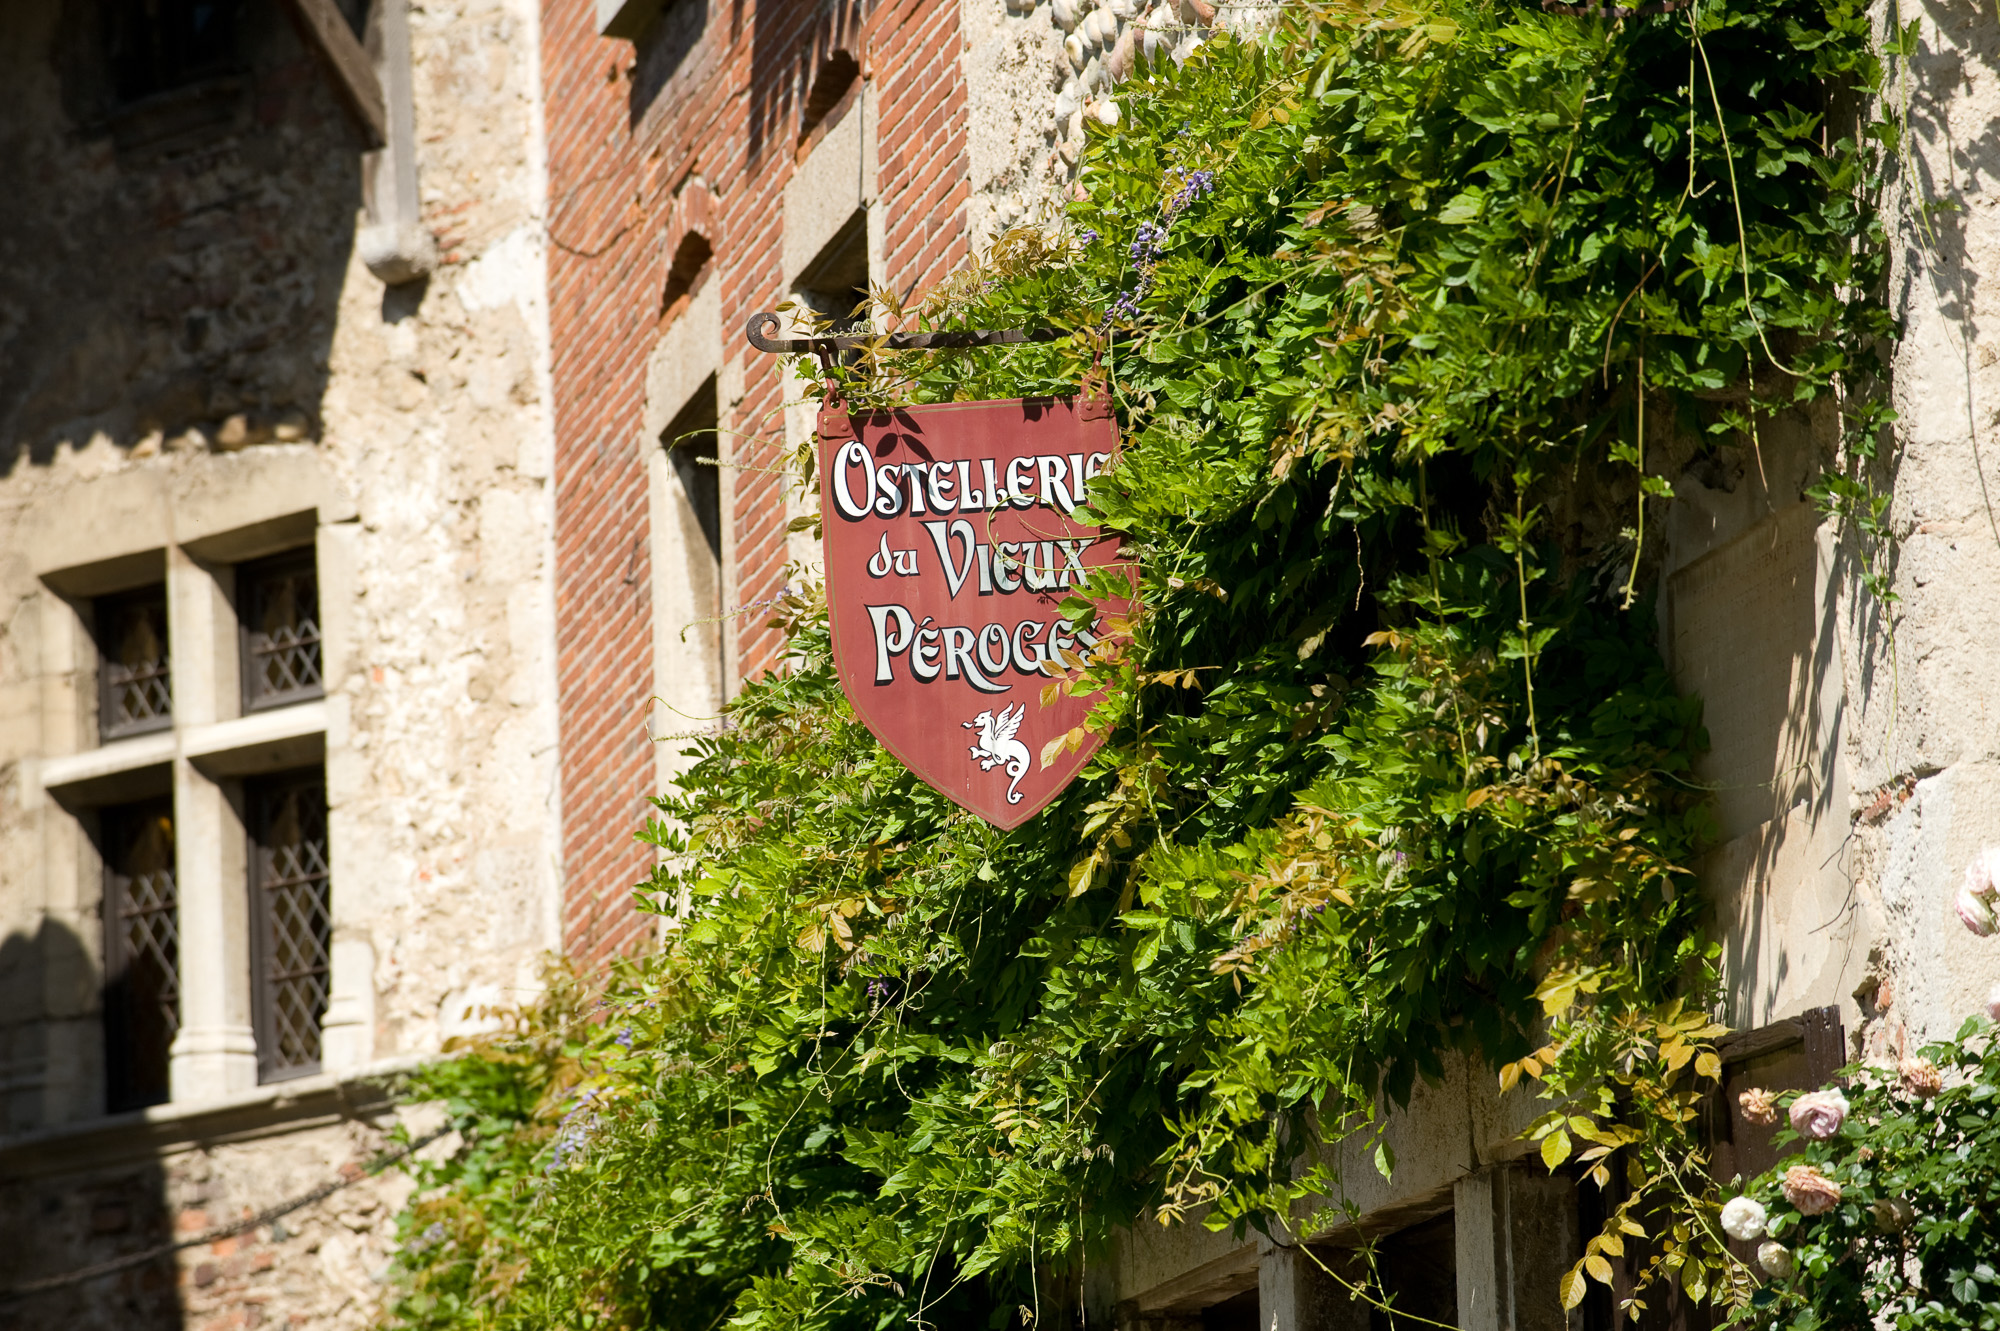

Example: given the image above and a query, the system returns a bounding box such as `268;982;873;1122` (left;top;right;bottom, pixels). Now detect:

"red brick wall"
876;0;970;300
543;0;969;967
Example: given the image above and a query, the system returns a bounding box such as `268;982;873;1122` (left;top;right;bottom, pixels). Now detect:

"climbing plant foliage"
382;2;1897;1328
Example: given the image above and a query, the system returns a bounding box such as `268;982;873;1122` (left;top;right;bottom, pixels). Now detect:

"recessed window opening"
796;209;871;334
95;584;173;739
248;771;332;1082
101;797;179;1113
104;0;243;104
1364;1211;1458;1331
797;49;860;154
1199;1286;1259;1331
664;380;722;569
661;377;726;704
660;230;714;321
239;547;323;712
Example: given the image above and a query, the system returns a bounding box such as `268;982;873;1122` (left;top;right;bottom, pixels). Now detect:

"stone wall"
0;0;560;1324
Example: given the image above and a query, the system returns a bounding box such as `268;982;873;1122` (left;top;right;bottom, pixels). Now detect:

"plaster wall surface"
0;0;560;1321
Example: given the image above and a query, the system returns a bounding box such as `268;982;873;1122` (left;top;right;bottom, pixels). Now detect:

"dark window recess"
1366;1211;1458;1331
102;799;179;1113
1200;1286;1259;1331
664;379;723;567
795;209;871;333
96;585;173;738
630;0;706;120
249;773;332;1082
660;230;714;319
797;49;860;156
104;0;242;104
239;549;323;711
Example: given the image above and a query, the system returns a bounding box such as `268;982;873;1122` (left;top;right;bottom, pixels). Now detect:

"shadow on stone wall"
0;921;183;1331
0;0;369;474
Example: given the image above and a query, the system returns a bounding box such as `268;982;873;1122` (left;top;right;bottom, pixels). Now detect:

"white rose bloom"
1757;1241;1794;1278
1721;1195;1768;1242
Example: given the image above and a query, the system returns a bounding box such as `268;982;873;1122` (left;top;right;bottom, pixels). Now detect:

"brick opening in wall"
662;376;727;708
797;49;860;162
796;208;870;332
660;229;714;324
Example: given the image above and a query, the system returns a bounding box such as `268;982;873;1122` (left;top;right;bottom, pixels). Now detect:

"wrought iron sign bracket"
745;312;1061;355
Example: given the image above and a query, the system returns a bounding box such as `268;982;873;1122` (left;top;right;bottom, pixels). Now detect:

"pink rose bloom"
1957;881;1998;936
1989;981;2000;1024
1789;1089;1850;1140
1783;1164;1842;1215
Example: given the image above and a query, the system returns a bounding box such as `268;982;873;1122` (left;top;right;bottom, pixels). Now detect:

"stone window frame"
34;505;354;1124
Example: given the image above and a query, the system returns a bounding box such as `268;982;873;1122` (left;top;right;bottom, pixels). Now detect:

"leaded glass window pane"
102;799;178;1113
239;549;322;711
249;773;331;1082
96;586;173;738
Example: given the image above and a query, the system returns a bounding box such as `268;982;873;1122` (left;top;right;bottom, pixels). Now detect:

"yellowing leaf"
1499;1061;1522;1093
1695;1051;1722;1081
1541;1129;1571;1170
1585;1255;1614;1285
1561;1264;1587;1310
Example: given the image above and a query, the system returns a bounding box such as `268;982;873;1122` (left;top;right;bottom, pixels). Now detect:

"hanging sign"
819;394;1133;828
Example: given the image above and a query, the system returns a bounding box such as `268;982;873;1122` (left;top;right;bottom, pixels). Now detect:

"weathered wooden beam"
281;0;388;148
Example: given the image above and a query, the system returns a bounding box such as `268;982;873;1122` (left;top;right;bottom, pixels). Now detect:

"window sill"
33;701;328;806
0;1053;428;1179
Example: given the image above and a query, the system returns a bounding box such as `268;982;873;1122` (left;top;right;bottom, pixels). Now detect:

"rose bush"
1735;1014;2000;1331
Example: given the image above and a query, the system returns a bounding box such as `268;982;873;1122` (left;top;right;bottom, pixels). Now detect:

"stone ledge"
34;701;328;806
0;1053;428;1179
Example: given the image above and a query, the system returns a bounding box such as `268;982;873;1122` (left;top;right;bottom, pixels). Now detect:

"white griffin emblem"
965;703;1031;805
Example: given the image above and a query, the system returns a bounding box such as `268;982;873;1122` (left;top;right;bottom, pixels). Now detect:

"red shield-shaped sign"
819;395;1132;828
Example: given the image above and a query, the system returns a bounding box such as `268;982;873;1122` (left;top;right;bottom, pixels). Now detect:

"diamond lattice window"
102;798;179;1112
239;549;322;712
96;585;173;738
250;774;331;1081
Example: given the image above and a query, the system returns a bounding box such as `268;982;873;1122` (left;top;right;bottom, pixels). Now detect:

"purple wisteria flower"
1130;221;1169;266
1167;167;1216;213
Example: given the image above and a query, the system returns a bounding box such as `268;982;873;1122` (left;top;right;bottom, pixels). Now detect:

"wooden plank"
1801;1004;1847;1087
281;0;387;148
1715;1017;1805;1065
